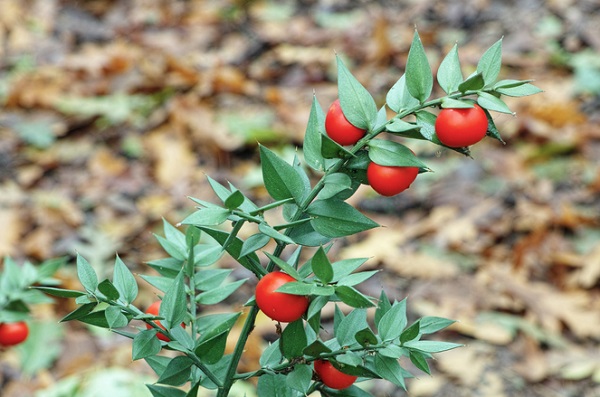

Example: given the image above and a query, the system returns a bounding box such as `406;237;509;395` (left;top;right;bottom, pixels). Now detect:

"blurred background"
0;0;599;396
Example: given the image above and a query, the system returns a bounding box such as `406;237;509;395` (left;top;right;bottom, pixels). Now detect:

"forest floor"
1;1;599;396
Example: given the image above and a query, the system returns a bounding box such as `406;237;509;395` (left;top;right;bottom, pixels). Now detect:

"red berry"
435;104;488;148
367;162;419;196
255;272;309;323
325;99;366;146
0;321;29;347
314;359;357;390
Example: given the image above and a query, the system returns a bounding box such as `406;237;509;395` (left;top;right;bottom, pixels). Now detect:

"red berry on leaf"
255;272;308;323
434;104;488;148
145;300;185;342
325;99;366;146
367;162;419;196
314;359;357;390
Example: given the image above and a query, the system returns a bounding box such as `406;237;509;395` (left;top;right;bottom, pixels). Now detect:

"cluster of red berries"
325;99;489;197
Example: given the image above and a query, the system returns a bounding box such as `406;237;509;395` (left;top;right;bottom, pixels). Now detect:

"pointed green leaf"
113;256;138;304
98;279;120;301
375;290;392;328
76;254;98;294
240;233;271;258
133;329;162;360
260;145;307;204
368;140;428;169
224;190;245;210
355;327;378;347
146;384;187;397
264;252;302;280
374;354;407;389
304;96;327;171
458;72;485;93
160;272;186;329
195;331;228;364
180;207;230;226
258;223;295;245
336;55;378;130
105;305;129;329
403;340;463;353
409;350;431;375
477;38;503;86
437;43;463;94
308;199;378;238
282;319;307;359
378;299;407;341
34;287;86;298
335;308;369;347
419;316;457;334
495;83;543;97
405;30;433;102
386;74;420;113
286;364;312;394
196;278;246;305
319;173;352;200
385;118;420;134
312;247;333;284
477;91;513;114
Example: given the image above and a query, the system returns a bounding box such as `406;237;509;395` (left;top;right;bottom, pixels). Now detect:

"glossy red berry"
435;104;488;147
314;359;357;390
0;321;29;347
367;162;419;196
325;99;366;146
255;272;309;323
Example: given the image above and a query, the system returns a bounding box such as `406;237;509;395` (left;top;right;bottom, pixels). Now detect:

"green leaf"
441;97;474;109
335;286;375;308
257;374;300;397
458;72;485;93
308;199;378;238
336;270;379;287
476;38;503;86
162;219;187;255
144;355;172;377
321;133;354;159
195;331;228;364
105;305;129;329
374;354;407;389
331;258;369;283
33;286;86;298
311;247;333;284
368;140;428;169
224;190;245;210
379;345;408;359
199;227;263;277
76;254;98;294
196;278;246;305
264;252;302;280
287;218;331;247
484;109;504;144
419;316;457;334
495;83;543;97
240;233;271;258
335;308;369;347
180;207;230;227
303;340;332;357
477;91;513;114
276;281;334;296
405;30;433;103
146;384;187;397
319;173;352;200
386;74;420;113
403;340;463;353
260;340;283;368
113;256;138;304
307;295;328;321
336;351;363;367
197;312;241;342
400;321;420;343
282;319;307;359
286;364;312;394
60;302;97;322
160;272;186;329
154;235;186;261
260;145;307;204
98;279;120;301
133;329;162;360
78;310;112;328
437;43;463;94
206;175;232;203
385;118;420;134
195;269;232;291
374;290;392;329
258;223;295;245
140;275;173;293
355;327;378;347
378;298;407;341
304;96;327;171
409;350;431;375
336;55;378;130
